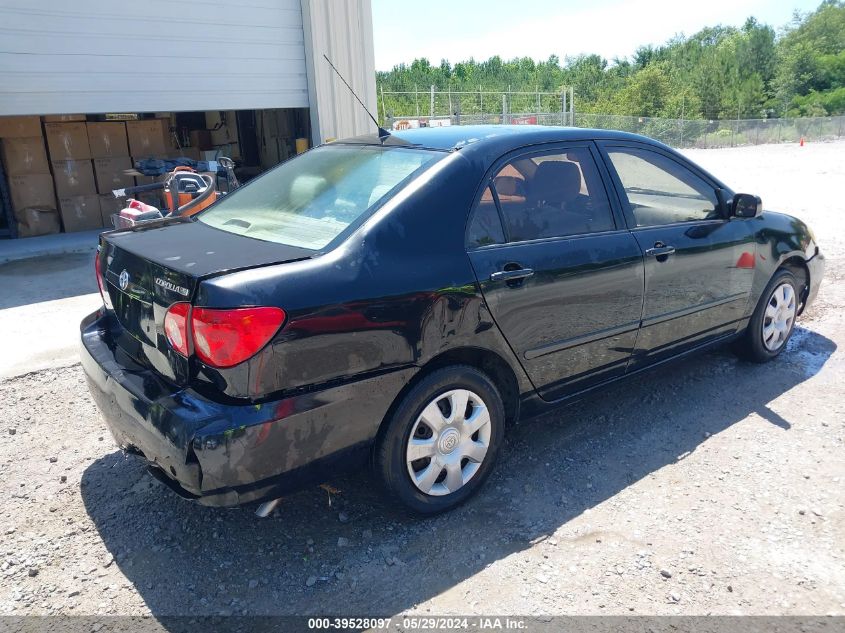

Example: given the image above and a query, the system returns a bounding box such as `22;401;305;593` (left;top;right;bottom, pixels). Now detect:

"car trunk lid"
99;219;312;384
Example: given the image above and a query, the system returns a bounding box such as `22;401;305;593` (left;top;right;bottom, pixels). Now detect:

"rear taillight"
94;251;107;306
191;307;286;369
163;302;191;356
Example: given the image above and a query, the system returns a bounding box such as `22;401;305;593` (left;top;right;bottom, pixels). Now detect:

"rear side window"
468;146;615;247
606;148;720;227
199;145;441;250
467;185;506;248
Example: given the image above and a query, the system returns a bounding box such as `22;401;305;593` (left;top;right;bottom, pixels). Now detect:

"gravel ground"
0;141;843;618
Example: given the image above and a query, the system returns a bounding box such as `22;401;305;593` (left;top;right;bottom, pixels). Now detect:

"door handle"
489;268;534;283
645;244;676;258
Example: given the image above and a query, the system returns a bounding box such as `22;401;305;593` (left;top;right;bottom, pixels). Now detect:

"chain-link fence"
380;88;574;126
573;113;845;148
381;88;844;148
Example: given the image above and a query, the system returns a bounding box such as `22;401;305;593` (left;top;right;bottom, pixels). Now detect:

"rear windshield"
199;144;442;250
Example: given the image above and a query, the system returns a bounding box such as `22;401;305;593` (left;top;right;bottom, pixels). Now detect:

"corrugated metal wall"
0;0;310;115
301;0;378;144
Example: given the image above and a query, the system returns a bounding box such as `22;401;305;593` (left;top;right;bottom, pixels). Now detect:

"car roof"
333;124;731;195
339;125;661;152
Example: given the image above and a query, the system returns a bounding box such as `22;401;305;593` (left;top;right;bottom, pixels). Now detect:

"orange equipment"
110;158;240;228
161;167;218;216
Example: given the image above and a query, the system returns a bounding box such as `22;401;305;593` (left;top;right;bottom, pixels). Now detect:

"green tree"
375;1;845;123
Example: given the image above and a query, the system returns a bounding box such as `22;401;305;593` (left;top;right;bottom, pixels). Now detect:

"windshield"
199;144;442;250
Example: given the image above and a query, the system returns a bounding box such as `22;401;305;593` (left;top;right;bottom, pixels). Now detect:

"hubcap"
406;389;491;497
762;282;796;351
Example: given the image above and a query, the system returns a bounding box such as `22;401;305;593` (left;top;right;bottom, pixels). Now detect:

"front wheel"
733;269;799;363
374;366;504;515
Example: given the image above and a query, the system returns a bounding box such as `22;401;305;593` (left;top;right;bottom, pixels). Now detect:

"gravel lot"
0;141;843;618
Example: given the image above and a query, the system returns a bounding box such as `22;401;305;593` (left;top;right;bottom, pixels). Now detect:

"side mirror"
732;193;763;218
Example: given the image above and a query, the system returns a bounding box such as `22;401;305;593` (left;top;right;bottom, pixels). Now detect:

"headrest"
493;175;523;197
530;161;582;205
289;175;328;209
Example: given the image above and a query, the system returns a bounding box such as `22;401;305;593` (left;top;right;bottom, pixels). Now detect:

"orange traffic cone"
800;137;805;146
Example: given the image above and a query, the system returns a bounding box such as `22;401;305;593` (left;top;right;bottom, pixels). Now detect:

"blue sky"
371;0;822;71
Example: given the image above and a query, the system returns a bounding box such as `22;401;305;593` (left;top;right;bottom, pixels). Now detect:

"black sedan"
81;125;824;515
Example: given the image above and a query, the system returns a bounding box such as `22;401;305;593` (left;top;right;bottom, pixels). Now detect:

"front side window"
606;148;720;227
485;147;616;243
199;145;442;250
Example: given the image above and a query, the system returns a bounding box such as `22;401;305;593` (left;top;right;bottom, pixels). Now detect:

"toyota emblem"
118;269;129;290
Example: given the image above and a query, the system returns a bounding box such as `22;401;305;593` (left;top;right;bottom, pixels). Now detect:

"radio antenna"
323;54;390;143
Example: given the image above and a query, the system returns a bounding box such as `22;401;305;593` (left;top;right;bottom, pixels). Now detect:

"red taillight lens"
163;302;191;357
94;251;107;306
191;307;285;369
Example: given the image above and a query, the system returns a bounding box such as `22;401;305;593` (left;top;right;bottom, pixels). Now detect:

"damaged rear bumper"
80;310;414;506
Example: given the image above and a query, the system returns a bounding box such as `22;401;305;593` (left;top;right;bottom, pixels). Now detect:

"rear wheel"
375;366;504;515
733;269;799;362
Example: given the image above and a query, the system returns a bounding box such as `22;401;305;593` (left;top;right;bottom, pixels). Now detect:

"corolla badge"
155;277;190;297
118;269;129;290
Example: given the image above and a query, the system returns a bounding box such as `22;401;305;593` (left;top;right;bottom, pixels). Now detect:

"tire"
733;269;799;363
375;365;505;515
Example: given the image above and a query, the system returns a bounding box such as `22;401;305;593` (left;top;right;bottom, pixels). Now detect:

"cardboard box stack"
127;118;170;207
1;114;176;236
88;121;134;226
0;115;61;237
44;121;102;232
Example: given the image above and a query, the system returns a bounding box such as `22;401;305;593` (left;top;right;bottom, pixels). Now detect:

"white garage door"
0;0;309;115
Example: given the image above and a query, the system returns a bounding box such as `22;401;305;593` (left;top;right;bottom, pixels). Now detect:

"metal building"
0;0;377;144
0;0;378;238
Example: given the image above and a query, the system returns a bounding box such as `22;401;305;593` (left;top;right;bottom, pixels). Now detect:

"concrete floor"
0;228;101;264
0;252;99;378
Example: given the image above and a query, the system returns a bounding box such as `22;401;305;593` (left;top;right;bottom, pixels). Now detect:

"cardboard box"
42;114;86;123
58;194;102;232
16;207;61;237
99;194;124;227
1;137;49;175
45;122;91;160
130;174;163;208
126;119;167;157
51;159;96;198
0;116;42;138
8;174;56;214
94;156;134;194
189;129;213;150
134;173;159;187
87;122;129;158
210;126;234;146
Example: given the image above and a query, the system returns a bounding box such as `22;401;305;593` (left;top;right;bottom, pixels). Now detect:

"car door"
597;141;756;367
466;143;644;401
